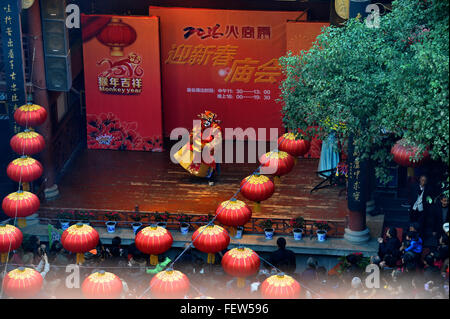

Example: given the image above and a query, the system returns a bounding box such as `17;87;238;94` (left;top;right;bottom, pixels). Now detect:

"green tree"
279;0;449;185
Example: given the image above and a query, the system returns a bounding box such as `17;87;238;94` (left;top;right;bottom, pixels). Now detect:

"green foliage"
279;0;449;183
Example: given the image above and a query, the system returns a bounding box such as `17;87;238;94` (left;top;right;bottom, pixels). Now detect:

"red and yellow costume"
174;110;222;178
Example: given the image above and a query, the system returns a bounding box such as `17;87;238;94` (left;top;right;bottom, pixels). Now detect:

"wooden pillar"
27;1;59;200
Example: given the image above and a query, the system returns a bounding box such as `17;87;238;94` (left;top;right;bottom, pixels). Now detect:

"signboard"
81;15;163;151
149;7;306;140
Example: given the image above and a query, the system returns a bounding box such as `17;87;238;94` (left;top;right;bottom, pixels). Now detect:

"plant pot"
132;222;142;234
157;222;167;229
180;223;189;234
235;226;244;239
60;220;70;231
106;221;117;233
317;230;327;242
264;228;274;240
293;228;303;241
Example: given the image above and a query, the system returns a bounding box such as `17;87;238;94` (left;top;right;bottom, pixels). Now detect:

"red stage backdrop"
286;21;329;158
81;15;163;151
149;7;306;140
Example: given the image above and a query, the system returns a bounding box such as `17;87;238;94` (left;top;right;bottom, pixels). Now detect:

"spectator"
300;257;318;283
429;196;449;237
408;175;433;236
402;231;423;260
378;227;401;261
267;237;296;275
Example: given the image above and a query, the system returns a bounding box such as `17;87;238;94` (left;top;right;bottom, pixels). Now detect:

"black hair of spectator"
388;227;397;239
112;236;122;247
277;237;286;249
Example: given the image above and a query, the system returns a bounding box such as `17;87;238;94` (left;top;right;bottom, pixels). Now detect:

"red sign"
149;7;307;140
81;15;163;151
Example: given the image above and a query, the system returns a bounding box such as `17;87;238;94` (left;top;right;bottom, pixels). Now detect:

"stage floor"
41;149;348;221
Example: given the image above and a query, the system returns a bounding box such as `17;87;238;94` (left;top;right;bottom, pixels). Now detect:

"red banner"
81;15;163;151
149;7;306;140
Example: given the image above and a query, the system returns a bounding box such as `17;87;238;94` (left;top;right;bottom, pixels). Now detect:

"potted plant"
104;212;121;233
176;214;191;234
130;213;145;234
75;211;94;225
258;219;274;240
290;216;305;241
153;211;170;228
235;225;244;239
57;211;74;230
314;221;330;242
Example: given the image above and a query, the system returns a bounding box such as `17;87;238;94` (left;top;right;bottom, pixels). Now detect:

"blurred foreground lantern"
96;18;137;57
192;225;230;264
82;270;123;299
135;226;173;266
391;139;430;168
10;130;45;156
278;133;311;164
2;267;43;299
2;191;40;228
150;270;190;299
240;174;274;213
215;199;251;236
61;223;99;265
260;274;301;299
14;103;47;128
221;247;260;288
259;150;295;184
0;224;23;263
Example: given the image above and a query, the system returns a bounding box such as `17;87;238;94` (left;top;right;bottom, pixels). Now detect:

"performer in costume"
174;110;222;185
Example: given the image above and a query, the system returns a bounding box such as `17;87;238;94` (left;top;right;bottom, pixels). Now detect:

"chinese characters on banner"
0;0;27;136
149;7;307;140
81;15;163;151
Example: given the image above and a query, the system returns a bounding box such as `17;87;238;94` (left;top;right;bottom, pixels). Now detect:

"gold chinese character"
5;27;12;36
11;94;18;102
254;58;281;84
165;44;193;64
7;38;13;47
187;45;216;66
109;77;119;88
132;78;142;89
98;77;108;87
121;78;130;88
4;16;12;25
9;72;16;80
212;45;238;67
224;58;259;83
8;49;14;59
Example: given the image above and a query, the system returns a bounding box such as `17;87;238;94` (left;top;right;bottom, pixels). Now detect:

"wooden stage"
39;149;349;236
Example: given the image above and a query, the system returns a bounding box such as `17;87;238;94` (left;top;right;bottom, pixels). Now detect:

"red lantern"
61;223;99;265
192;225;230;264
0;224;23;263
215;199;252;236
240;174;275;213
278;133;311;162
259;150;295;184
221;247;260;288
391;139;430;167
14;103;47;128
2;267;43;298
10;130;45;156
150;270;190;299
82;270;123;299
7;156;43;183
2;191;40;228
96;17;137;57
260;274;301;299
135;226;173;266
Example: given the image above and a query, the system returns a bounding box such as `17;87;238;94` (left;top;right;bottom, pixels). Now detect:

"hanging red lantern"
14;103;47;128
10;130;45;156
391;139;430;167
260;274;301;299
96;17;137;57
221;247;260;288
2;191;40;228
278;133;311;163
215;199;252;236
192;225;230;264
0;224;23;263
240;174;275;213
150;270;190;299
61;223;99;265
135;226;173;266
7;156;43;183
2;267;43;298
82;270;123;299
259;150;295;184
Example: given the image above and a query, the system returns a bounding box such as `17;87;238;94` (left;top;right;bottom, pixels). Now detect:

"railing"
36;207;346;238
